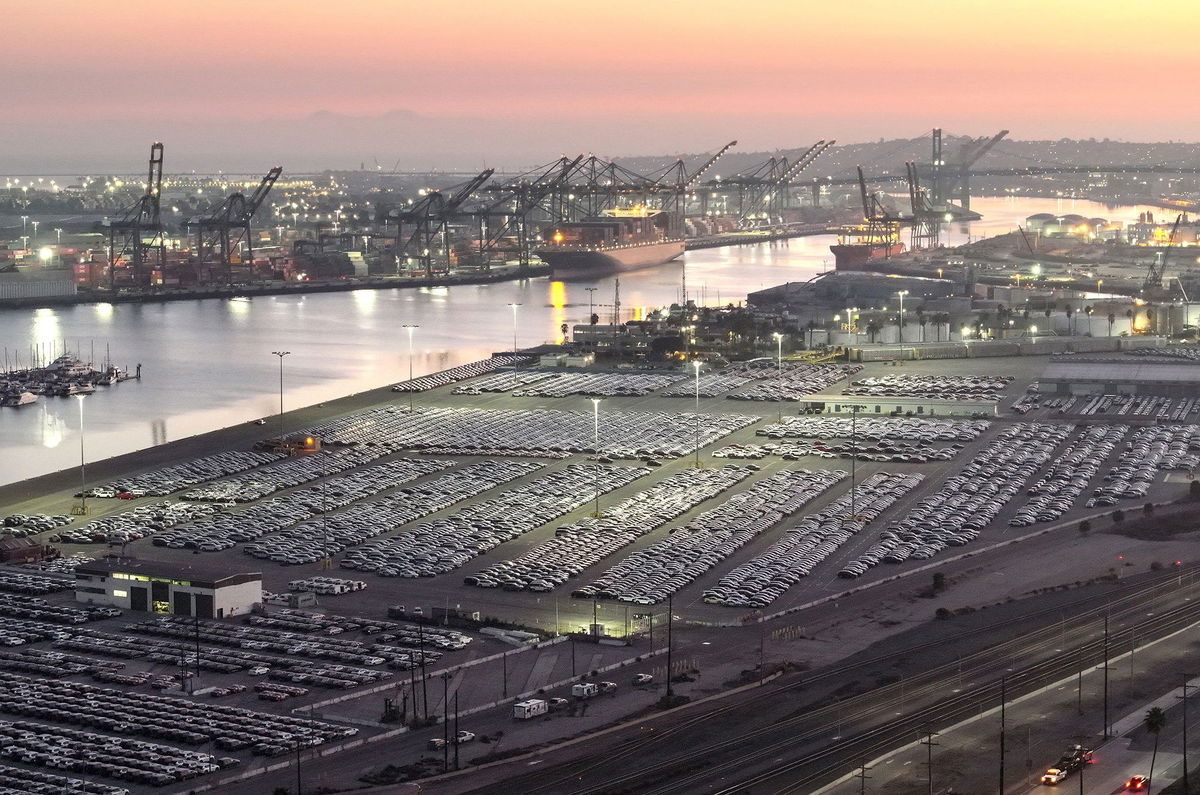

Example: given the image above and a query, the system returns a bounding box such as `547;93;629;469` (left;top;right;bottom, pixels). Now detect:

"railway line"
470;566;1200;795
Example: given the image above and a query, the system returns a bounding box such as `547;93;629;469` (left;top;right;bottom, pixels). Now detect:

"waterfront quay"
1;344;1199;793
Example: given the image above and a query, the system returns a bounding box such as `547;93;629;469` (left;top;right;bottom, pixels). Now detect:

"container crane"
470;155;584;270
195;166;283;282
379;169;494;277
734;140;834;228
905;161;940;250
105;142;166;288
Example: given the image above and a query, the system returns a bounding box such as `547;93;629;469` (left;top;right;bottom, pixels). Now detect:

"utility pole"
453;691;460;770
441;672;451;772
418;624;429;722
856;761;872;795
758;612;765;685
502;651;508;699
1000;674;1006;795
1180;680;1194;795
666;594;675;698
920;727;939;795
1103;614;1110;738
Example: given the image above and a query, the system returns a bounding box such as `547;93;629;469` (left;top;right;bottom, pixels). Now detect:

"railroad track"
495;567;1200;795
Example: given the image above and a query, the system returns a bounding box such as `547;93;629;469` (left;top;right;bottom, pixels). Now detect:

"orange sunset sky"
0;0;1195;171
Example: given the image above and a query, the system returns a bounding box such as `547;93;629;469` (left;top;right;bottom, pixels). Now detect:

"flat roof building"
74;560;261;619
1042;360;1200;397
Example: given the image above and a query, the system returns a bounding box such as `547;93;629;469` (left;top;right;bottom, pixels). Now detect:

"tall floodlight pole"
402;324;419;412
897;290;909;344
271;351;290;445
508;302;522;353
692;360;702;468
75;395;87;515
773;332;784;421
584;287;598;321
591;398;602;517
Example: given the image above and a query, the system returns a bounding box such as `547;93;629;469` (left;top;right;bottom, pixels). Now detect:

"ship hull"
830;242;905;270
537;241;685;279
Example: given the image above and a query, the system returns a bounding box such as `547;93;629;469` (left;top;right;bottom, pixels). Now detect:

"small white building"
74;561;262;619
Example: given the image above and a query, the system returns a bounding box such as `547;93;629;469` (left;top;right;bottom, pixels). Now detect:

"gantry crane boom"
682;140;737;190
1145;213;1183;291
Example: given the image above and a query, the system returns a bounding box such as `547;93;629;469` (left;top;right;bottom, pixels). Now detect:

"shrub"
1112;509;1126;523
1191;480;1200;497
1144;502;1155;515
1151;561;1164;571
932;572;947;592
1079;520;1091;535
935;607;952;620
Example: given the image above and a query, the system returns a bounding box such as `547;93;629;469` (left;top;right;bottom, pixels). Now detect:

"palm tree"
1107;312;1116;337
866;321;882;344
919;314;928;342
805;319;819;349
1145;706;1167;787
1065;306;1075;335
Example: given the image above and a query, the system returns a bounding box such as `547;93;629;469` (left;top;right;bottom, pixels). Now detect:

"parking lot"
3;352;1200;791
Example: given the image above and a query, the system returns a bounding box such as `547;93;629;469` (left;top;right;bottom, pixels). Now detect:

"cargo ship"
536;207;684;279
830;221;904;270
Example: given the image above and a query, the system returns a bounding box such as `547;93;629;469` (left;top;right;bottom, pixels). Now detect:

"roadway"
407;567;1200;795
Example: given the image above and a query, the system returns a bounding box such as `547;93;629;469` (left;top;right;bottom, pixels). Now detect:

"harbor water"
0;197;1166;485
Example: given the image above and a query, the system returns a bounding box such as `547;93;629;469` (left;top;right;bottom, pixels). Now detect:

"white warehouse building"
74;561;261;619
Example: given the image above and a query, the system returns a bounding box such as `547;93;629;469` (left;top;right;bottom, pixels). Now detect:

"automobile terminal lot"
1;353;1199;791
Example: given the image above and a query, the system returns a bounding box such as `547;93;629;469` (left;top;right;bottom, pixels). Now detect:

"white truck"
571;682;599;699
513;699;548;720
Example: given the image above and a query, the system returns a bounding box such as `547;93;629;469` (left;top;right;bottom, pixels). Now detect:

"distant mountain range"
2;109;1198;177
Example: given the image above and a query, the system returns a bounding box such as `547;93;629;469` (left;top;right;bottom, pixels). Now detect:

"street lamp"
897;290;909;344
271;351;290;445
402;324;419;412
692;360;702;468
75;395;87;516
30;219;39;244
591;398;602;517
54;228;62;266
507;303;522;353
772;332;784;421
584;287;598;323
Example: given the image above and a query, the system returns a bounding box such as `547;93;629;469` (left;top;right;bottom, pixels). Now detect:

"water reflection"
0;197;1169;485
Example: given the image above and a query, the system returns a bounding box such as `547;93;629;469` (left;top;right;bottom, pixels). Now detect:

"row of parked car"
89;450;283;499
1011;424;1126;526
714;440;960;463
511;371;683;398
0;569;70;596
60;501;221;547
1;513;72;536
1068;393;1200;420
756;416;990;442
709;472;922;604
0;719;228;787
729;364;859;402
0;671;355;776
308;405;757;460
390;354;534;392
159;456;456;552
1092;425;1200;504
576;469;847;604
467;466;755;592
844;374;1013;400
179;447;382;504
248;460;542;565
0;593;117;626
451;369;563;395
839;423;1069;577
344;464;649;578
660;373;752;398
0;758;130;795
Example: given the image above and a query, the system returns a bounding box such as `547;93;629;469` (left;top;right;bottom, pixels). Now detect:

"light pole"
30;219;39;245
772;332;784;421
584;287;598;322
271;351;290;445
402;324;418;412
692;360;702;468
20;215;27;237
54;228;62;267
897;290;909;344
507;302;522;353
591;398;602;517
75;395;87;516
